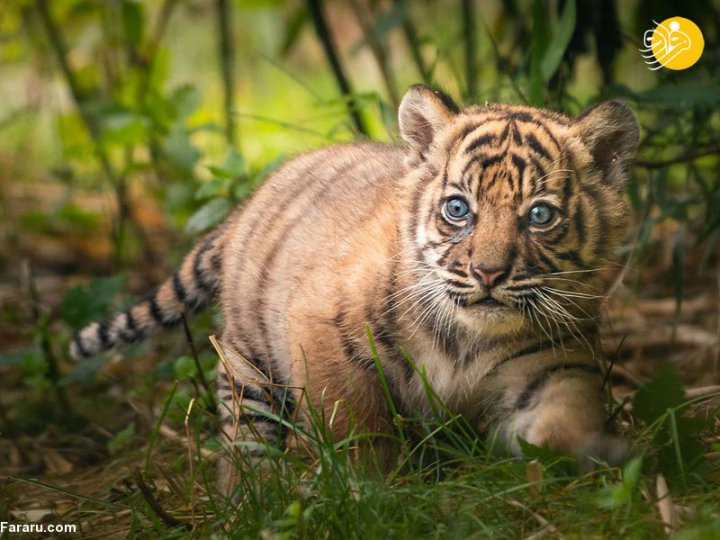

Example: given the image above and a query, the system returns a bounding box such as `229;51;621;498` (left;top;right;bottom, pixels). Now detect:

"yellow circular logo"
641;17;704;70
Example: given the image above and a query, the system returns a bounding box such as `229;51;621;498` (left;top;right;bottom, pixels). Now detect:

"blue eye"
444;197;470;220
529;204;556;226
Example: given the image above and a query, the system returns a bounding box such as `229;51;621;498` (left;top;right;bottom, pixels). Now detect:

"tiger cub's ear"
399;84;459;160
573;100;640;188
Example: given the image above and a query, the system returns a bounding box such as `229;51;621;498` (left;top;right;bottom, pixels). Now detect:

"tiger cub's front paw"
576;432;630;469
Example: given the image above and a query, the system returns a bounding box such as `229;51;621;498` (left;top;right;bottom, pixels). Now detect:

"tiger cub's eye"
444;197;470;220
528;203;555;226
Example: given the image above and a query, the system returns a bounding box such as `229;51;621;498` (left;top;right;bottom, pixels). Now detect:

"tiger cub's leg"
214;336;294;497
493;349;627;465
289;323;397;471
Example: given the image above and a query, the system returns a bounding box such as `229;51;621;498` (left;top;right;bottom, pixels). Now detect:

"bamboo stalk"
306;0;369;136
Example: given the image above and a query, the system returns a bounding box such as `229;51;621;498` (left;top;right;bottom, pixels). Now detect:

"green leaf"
370;3;405;44
162;124;201;172
207;148;246;179
185;198;231;235
170;84;201;120
634;84;720;108
632;363;686;425
528;0;550;105
0;349;34;367
659;409;708;482
195;177;232;200
280;5;308;57
56;203;100;232
148;46;170;93
74;64;100;94
121;0;144;50
672;519;720;540
517;437;562;461
239;0;286;8
540;0;575;82
68;0;97;17
167;387;192;424
20;349;46;374
60;276;125;330
596;457;642;509
173;355;197;380
60;355;109;387
206;166;237;180
100;112;148;147
108;422;136;455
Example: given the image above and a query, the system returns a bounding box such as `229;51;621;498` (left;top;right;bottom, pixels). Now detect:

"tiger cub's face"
398;86;639;338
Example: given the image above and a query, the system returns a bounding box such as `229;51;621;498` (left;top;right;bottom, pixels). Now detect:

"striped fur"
69;225;227;359
70;85;639;493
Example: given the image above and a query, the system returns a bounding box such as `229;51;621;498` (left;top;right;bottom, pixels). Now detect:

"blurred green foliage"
0;0;718;271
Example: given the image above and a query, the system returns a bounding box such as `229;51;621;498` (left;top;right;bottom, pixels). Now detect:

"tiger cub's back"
218;142;406;382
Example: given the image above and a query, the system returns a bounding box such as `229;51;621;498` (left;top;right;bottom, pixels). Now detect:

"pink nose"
471;264;506;288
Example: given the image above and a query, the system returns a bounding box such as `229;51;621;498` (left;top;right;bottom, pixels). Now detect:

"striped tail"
69;227;226;360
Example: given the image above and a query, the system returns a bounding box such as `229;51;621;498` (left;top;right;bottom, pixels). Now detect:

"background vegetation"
0;0;719;537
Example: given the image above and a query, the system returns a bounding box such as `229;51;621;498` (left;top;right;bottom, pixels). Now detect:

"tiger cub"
71;85;639;492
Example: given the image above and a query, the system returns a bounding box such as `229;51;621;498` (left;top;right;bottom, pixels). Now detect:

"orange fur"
71;86;639;494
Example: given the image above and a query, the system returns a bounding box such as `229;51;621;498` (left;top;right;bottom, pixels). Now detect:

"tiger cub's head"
397;85;639;339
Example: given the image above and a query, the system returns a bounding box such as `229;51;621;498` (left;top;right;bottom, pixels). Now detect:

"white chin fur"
456;306;526;337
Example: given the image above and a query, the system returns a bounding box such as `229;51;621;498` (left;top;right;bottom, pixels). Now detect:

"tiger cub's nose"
470;264;507;288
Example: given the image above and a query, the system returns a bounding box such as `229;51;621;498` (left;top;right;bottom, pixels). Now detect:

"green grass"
5;367;717;539
186;385;720;538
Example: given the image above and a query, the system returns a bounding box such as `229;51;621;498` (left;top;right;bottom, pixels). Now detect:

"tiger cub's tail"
69;226;226;360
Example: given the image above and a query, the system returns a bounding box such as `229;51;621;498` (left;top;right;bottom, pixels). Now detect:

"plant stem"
23;261;71;415
133;469;191;529
182;314;217;412
461;0;478;101
306;0;369;136
348;0;400;109
634;147;720;169
138;0;181;186
216;0;238;147
33;0;138;267
393;0;430;84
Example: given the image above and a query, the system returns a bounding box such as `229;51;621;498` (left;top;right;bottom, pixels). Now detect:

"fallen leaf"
43;448;74;476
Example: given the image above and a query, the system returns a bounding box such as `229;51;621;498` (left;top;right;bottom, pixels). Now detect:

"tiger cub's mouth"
448;290;512;309
473;297;506;308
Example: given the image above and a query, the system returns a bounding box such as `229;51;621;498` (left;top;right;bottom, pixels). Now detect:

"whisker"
541;286;606;300
534;290;596;358
544;268;609;276
534;168;573;188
